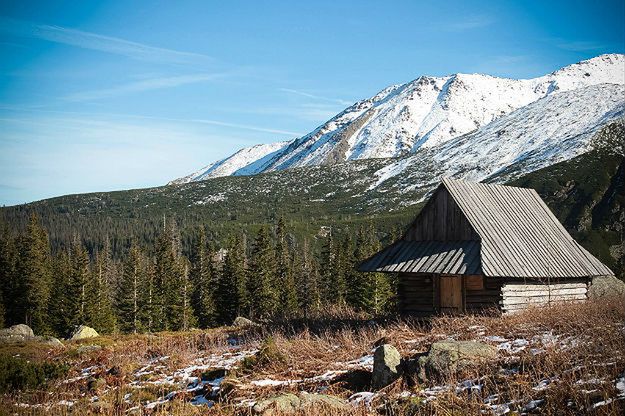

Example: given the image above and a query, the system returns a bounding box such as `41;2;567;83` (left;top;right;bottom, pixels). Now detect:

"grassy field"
1;297;624;415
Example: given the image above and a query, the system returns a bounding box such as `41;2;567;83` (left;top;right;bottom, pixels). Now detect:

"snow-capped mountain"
172;54;625;184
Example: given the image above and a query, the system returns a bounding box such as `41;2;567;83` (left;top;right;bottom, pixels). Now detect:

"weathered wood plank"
503;288;587;297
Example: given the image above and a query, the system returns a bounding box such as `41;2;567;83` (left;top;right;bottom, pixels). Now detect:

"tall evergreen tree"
90;242;117;333
247;226;277;319
320;230;348;306
0;222;18;326
178;258;196;331
191;228;216;328
296;238;320;318
275;218;297;316
117;244;145;334
49;249;73;336
215;234;247;324
16;214;52;333
67;236;90;328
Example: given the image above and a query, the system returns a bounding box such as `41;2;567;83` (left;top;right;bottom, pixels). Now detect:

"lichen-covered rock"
0;324;35;343
372;344;402;389
36;335;64;347
252;393;349;415
418;340;496;380
253;393;300;414
233;316;257;327
588;275;625;298
70;325;99;340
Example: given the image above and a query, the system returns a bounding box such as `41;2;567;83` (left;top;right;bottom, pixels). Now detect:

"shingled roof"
360;179;613;279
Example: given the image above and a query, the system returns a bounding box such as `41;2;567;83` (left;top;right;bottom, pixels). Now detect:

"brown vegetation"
1;298;624;415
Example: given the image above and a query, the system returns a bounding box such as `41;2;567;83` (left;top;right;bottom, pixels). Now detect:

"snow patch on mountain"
172;54;625;184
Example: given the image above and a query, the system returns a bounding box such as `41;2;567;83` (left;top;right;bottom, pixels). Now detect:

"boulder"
36;335;64;348
372;344;402;389
588;275;625;299
418;340;496;380
70;325;99;340
0;324;35;343
253;393;349;415
253;393;300;414
233;316;257;327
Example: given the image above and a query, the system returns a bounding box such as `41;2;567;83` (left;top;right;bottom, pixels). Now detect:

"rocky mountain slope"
173;54;625;184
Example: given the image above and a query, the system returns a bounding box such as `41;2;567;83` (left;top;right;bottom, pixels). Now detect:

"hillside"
2;120;623;277
172;54;625;184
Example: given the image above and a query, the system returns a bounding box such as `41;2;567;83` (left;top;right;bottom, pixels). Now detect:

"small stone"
372;344;402;389
233;316;257;327
77;344;102;354
36;335;64;347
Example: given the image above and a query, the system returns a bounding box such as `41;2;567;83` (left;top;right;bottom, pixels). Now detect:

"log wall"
398;273;435;316
465;276;504;312
500;279;589;313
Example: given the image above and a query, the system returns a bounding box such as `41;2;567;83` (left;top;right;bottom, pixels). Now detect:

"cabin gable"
404;186;479;242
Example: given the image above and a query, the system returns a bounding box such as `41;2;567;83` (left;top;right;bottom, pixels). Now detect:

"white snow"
172;54;625;184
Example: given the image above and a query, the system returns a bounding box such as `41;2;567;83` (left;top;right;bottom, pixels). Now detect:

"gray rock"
77;344;102;354
0;324;35;343
418;340;496;380
70;325;99;340
588;275;625;298
253;393;300;414
35;335;64;348
233;316;257;327
252;393;349;415
372;344;402;389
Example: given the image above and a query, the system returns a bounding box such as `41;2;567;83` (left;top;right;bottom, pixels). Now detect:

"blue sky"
0;0;623;206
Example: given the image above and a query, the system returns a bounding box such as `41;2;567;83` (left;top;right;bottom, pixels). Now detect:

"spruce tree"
90;242;117;333
191;228;216;328
117;244;145;334
215;234;247;324
247;226;277;319
49;249;73;336
68;236;90;329
296;238;320;318
178;258;196;331
275;218;297;316
0;222;18;326
16;214;52;333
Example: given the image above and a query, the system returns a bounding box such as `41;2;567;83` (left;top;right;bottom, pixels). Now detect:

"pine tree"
178;258;196;331
247;226;277;319
320;230;347;306
296;238;320;318
67;236;90;328
90;242;117;333
191;228;216;328
49;249;73;336
215;234;247;324
0;222;18;326
117;244;145;334
275;218;297;316
16;214;52;333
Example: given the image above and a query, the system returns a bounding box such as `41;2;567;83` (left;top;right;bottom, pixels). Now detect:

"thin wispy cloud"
279;88;352;106
0;16;214;66
445;15;494;31
554;39;607;52
64;73;226;101
0;107;303;137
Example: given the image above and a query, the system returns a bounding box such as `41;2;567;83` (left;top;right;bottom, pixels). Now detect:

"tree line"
0;215;396;336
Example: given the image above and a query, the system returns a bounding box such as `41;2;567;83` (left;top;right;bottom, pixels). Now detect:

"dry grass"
1;298;624;415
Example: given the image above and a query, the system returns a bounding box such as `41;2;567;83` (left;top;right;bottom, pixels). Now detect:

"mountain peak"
171;54;625;184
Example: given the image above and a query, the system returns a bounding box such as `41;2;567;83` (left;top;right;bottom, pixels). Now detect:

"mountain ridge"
172;53;625;184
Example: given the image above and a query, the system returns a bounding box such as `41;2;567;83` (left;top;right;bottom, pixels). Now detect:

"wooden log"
501;294;587;306
502;298;585;311
503;288;587;297
502;283;586;292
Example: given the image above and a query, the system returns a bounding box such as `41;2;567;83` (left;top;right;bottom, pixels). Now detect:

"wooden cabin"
359;179;614;315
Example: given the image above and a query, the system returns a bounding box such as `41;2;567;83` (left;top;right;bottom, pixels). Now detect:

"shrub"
0;355;69;393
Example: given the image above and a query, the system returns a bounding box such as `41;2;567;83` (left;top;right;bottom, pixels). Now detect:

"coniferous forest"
0;214;396;337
